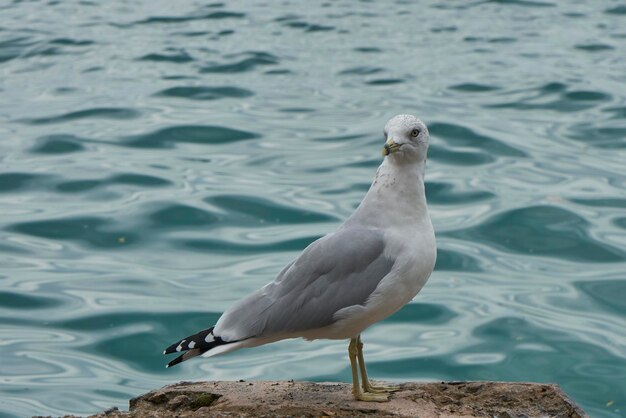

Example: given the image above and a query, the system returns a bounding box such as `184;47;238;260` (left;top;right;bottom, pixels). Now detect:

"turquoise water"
1;0;625;416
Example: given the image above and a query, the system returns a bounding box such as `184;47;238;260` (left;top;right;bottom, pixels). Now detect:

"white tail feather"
201;341;245;358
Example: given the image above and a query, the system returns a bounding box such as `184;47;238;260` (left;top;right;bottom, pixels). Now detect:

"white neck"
346;158;428;229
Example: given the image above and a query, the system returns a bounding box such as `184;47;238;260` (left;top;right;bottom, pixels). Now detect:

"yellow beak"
382;139;401;156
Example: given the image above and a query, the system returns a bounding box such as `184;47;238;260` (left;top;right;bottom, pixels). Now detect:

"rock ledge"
83;380;587;417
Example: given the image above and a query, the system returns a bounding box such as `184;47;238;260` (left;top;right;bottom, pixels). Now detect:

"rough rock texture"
81;380;588;418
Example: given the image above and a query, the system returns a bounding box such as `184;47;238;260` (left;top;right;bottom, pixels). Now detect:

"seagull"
164;114;437;402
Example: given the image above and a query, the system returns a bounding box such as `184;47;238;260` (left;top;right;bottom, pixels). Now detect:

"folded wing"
215;226;395;342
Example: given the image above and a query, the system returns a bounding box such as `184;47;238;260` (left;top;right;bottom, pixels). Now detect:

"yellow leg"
348;338;389;402
356;335;401;394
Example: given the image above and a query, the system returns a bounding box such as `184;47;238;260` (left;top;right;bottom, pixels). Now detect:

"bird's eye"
411;129;420;137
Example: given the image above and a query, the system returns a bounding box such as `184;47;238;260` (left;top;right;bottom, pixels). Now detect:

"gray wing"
214;226;394;341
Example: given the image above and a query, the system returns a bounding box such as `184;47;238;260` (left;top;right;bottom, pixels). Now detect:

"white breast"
373;219;436;314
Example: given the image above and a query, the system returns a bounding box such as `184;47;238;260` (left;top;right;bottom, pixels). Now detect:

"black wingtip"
163;340;183;355
163;326;234;368
163;326;216;355
166;354;186;368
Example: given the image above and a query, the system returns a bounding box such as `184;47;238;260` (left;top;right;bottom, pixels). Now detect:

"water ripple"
449;83;501;92
0;36;38;63
0;291;62;310
154;86;254;100
205;195;337;225
446;205;626;263
429;122;527;157
485;84;612;113
0;173;50;193
55;173;171;194
20;108;141;125
135;11;245;25
1;1;625;417
7;217;140;249
565;124;626;149
148;204;219;229
139;49;194;64
427;182;495;205
428;146;495;166
180;236;320;255
121;125;260;149
29;134;86;154
199;51;279;73
605;5;626;15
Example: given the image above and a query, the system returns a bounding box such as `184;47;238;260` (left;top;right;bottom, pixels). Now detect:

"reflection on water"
0;0;625;417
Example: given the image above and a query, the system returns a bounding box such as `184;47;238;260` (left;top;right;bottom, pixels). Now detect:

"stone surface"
78;380;588;418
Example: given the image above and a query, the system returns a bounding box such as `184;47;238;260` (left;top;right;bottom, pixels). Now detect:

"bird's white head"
382;114;429;165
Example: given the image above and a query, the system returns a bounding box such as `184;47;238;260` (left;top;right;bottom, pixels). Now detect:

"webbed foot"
363;381;402;394
353;390;390;402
